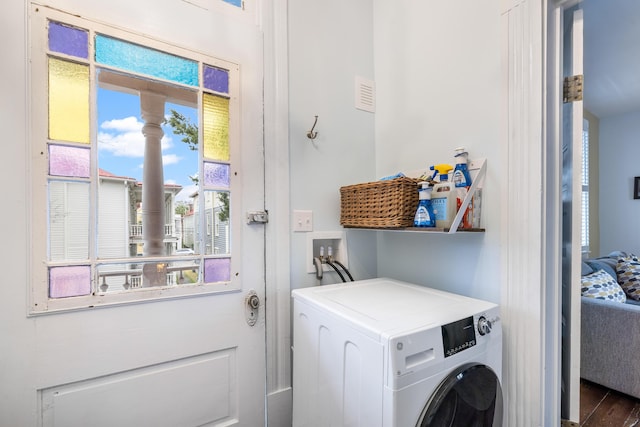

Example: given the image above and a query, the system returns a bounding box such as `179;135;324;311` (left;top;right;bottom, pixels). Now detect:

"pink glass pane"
204;258;230;283
49;144;90;178
48;21;88;59
49;265;91;298
203;162;230;188
203;65;229;94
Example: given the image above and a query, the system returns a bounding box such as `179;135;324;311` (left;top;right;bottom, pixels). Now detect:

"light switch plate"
293;210;313;232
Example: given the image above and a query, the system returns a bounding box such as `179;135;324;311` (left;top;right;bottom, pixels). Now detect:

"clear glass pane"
203;93;230;161
49;265;91;298
203;65;229;94
204;257;231;283
98;257;200;293
203;162;230;188
96;85;198;260
49;57;90;143
95;34;199;87
201;191;230;256
49;181;90;261
48;21;88;59
49;144;90;178
96;258;200;292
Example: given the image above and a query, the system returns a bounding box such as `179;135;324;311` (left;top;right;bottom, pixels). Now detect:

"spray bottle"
413;182;436;227
430;164;456;229
453;148;472;187
453;147;473;228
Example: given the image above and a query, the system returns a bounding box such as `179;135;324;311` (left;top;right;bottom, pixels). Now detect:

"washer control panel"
442;316;477;358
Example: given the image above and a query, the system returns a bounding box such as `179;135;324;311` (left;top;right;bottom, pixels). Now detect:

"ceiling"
584;1;640;118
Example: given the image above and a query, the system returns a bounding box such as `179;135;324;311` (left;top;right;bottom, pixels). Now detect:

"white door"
2;2;265;426
561;5;584;423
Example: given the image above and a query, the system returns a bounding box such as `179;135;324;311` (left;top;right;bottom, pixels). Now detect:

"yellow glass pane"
203;93;229;161
49;57;90;144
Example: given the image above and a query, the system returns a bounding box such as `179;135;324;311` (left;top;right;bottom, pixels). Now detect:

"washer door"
417;363;502;427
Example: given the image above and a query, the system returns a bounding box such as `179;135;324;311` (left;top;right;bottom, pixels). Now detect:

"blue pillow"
585;260;617;282
581;262;594;276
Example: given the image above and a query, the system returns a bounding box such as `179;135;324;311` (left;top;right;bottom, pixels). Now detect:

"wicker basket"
340;177;419;228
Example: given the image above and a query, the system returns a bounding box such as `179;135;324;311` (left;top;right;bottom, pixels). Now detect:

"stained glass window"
49;265;92;298
204;258;231;283
203;93;230;161
49;144;91;178
95;35;199;87
48;57;90;143
36;12;238;309
48;21;88;59
203;65;229;94
203;162;230;188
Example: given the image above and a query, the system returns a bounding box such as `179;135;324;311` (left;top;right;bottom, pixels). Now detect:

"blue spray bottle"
452;147;472;187
413;181;436;227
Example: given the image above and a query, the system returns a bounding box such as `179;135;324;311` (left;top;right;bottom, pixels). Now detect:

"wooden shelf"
345;227;485;233
342;158;487;235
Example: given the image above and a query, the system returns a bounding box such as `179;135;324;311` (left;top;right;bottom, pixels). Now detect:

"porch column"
140;91;167;286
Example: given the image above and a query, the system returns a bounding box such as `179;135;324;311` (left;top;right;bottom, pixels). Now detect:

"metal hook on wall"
307;115;319;140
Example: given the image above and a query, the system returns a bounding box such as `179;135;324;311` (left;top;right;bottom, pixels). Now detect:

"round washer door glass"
417;363;502;427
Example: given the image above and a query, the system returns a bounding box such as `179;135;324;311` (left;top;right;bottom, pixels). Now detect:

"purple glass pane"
49;144;90;178
203;162;230;188
48;21;89;59
203;65;229;94
49;265;91;298
204;258;231;283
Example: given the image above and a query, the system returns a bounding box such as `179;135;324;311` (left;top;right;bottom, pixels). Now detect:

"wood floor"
581;379;640;426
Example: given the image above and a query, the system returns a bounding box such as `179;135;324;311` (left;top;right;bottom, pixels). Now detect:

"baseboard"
267;387;292;427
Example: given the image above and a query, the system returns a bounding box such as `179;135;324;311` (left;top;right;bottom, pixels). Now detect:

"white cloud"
165;179;178;185
101;116;143;133
98;116;173;158
176;184;198;203
162;154;181;166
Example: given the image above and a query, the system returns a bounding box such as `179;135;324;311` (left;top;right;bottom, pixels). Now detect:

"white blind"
581;119;590;253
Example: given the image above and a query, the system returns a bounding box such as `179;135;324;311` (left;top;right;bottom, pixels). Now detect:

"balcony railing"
129;224;175;238
98;263;199;292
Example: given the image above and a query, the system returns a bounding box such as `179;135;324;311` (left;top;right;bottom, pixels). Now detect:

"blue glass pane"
95;35;198;87
203;162;230;188
223;0;242;7
203;65;229;94
49;21;89;59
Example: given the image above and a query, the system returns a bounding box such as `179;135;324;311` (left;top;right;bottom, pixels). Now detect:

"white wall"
598;109;640;255
288;0;379;288
288;0;502;303
373;0;502;302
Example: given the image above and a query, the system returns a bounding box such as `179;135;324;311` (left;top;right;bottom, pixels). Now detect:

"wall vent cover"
355;76;375;113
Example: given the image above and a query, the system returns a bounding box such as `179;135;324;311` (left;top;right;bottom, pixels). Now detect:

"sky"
97;88;199;203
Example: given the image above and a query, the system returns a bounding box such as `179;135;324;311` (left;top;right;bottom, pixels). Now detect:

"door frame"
262;0;293;425
501;0;571;424
545;0;583;424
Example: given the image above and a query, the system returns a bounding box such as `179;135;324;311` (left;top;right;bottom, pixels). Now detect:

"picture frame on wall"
635;177;640;200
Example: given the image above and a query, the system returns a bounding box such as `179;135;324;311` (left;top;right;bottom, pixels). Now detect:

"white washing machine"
292;278;502;427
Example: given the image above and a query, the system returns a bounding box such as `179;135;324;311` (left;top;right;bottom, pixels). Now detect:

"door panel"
24;2;265;426
41;350;237;427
